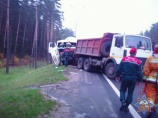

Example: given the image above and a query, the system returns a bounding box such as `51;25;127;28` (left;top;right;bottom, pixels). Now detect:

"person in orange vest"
116;48;142;113
143;44;158;117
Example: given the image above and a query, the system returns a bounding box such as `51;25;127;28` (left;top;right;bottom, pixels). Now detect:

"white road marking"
102;74;142;118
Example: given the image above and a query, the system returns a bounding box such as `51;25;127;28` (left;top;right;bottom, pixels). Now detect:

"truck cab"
48;37;77;66
106;34;153;78
110;34;152;65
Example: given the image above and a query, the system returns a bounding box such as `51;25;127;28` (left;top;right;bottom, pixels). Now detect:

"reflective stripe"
149;58;158;63
149;100;154;106
143;76;157;83
143;76;147;80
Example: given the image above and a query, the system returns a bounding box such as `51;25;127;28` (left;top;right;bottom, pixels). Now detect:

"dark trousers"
63;52;72;66
59;54;63;65
120;76;137;105
64;56;69;66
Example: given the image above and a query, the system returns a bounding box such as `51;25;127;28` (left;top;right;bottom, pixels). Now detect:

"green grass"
0;61;67;118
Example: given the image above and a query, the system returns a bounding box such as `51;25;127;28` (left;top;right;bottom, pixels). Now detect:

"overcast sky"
60;0;158;38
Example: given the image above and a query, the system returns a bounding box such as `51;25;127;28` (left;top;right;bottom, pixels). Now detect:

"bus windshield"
125;35;151;51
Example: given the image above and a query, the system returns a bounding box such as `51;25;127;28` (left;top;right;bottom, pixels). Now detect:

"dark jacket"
63;48;71;56
116;56;143;82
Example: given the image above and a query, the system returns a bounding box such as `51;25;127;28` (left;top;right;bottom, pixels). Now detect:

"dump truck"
75;32;153;79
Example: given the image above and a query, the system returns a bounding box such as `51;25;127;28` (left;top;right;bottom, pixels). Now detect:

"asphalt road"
40;65;158;118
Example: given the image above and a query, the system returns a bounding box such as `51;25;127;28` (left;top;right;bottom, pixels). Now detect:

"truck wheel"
77;57;84;69
105;62;116;79
83;58;91;71
100;41;111;57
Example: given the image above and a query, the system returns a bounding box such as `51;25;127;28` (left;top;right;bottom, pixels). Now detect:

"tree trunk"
6;0;10;74
39;21;43;60
43;18;47;61
31;3;38;69
0;7;3;33
20;13;27;62
12;9;21;65
2;22;7;62
50;17;53;42
47;22;50;65
30;32;35;68
35;4;38;68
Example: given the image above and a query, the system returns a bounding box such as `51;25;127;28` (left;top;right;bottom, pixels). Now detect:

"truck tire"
105;62;116;79
77;57;84;69
100;41;111;57
83;58;91;71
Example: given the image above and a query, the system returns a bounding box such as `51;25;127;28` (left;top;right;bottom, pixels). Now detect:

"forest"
0;0;158;72
0;0;74;71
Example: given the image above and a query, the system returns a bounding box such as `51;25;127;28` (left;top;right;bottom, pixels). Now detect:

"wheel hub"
108;67;114;74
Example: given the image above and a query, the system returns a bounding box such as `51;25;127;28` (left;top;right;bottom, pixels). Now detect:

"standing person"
63;43;72;66
143;44;158;117
116;48;143;112
59;51;64;66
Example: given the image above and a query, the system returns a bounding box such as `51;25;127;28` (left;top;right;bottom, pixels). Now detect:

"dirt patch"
39;87;71;118
38;93;70;118
39;66;76;118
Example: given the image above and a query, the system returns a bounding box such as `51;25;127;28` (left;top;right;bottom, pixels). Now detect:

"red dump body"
75;32;114;57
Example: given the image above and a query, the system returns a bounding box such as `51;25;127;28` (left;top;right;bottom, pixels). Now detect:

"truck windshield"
58;42;76;48
125;36;151;50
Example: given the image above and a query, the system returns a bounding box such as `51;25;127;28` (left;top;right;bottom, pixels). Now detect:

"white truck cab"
48;37;77;65
104;34;153;79
110;34;153;66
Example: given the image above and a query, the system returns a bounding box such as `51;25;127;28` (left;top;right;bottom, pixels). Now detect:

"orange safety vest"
143;55;158;83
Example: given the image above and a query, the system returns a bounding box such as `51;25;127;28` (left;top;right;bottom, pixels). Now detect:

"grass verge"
0;61;67;118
